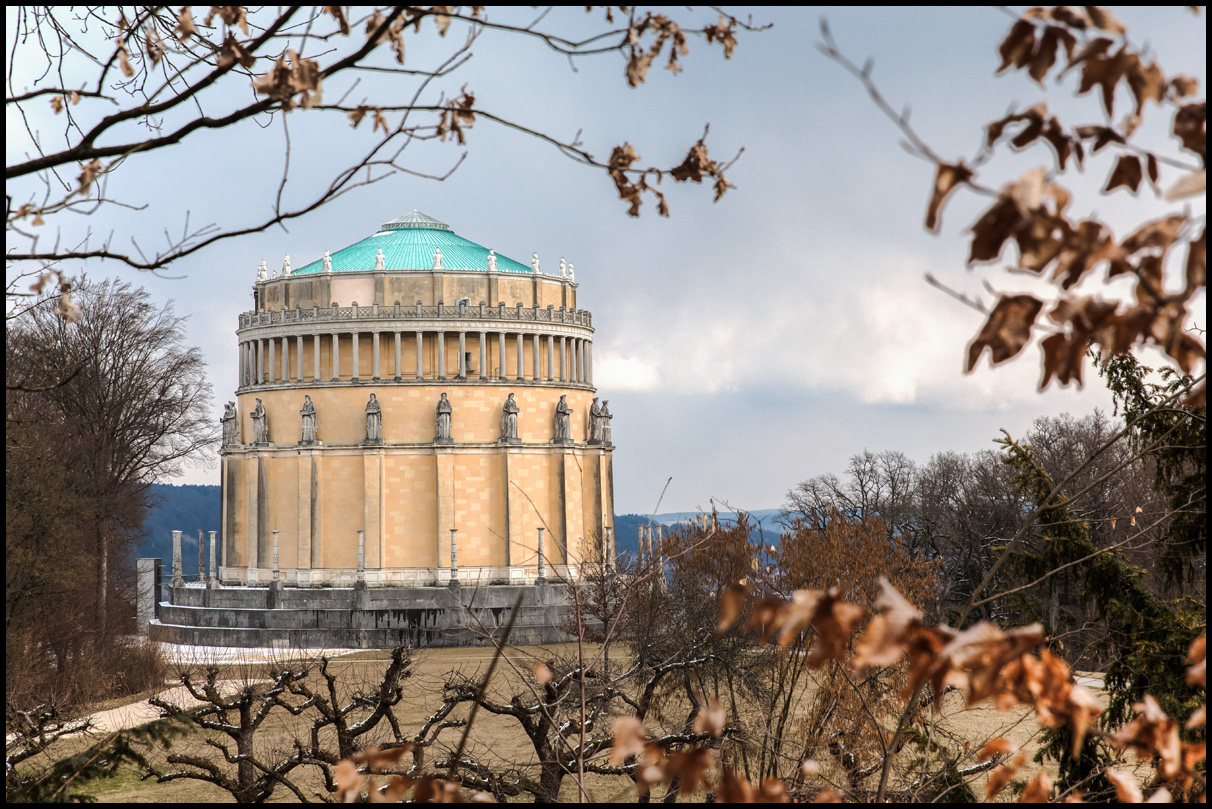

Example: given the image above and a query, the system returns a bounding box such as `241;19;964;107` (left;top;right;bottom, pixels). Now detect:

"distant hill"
137;483;221;570
613;509;784;561
137;484;782;568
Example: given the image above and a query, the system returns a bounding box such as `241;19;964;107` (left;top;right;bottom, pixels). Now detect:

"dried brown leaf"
986;757;1024;800
336;759;362;802
1107;768;1144;803
1021;770;1054;803
609;716;645;766
1187;635;1206;688
77;158;103;193
1086;6;1127;34
716;581;751;636
693;696;726;737
1105;154;1143;193
998;20;1036;74
852;577;922;673
926;161;974;232
1165;168;1206;201
977;737;1018;763
175;7;198;42
532;661;553;684
967;294;1044;371
324;6;351;36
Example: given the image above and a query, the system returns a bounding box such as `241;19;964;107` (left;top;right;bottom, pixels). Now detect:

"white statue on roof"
559;257;567;278
532;253;541;274
322;250;332;273
374;248;386;272
433;248;443;271
257;260;267;282
487;250;497;272
568;263;575;281
282;254;292;276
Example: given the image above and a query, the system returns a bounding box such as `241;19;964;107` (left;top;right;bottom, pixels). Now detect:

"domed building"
149;212;616;648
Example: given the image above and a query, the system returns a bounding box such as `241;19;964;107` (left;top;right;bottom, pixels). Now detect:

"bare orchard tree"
6;278;216;637
6;6;757;301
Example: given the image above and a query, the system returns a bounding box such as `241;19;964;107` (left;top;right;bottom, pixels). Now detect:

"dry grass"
22;643;1075;803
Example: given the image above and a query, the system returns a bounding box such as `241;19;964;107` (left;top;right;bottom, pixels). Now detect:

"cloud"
595;352;661;391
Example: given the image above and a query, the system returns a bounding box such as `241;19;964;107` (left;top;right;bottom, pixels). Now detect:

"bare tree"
7;278;216;638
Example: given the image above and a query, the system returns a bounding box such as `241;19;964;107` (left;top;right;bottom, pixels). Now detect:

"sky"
6;7;1206;514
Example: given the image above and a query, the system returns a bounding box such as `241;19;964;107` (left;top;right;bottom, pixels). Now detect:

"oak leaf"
1085;6;1127;35
986;753;1027;800
852;576;922;673
693;697;726;737
715;581;751;636
977;737;1018;763
324;6;351;36
997;20;1036;74
609;716;646;766
175;7;198;42
1106;767;1143;803
966;294;1044;371
925;161;973;232
1104;154;1143;193
1187;635;1207;688
77;159;103;193
1020;770;1054;803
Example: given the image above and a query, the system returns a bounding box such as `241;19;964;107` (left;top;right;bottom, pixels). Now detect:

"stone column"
496;332;505;379
171;530;184;587
458;331;467;377
438;331;446;379
373;332;381;380
296;334;305;381
256;339;264;384
547;335;555;381
237;342;244;386
532;333;541;380
572;338;579;382
351;331;360;380
268;529;283;607
208;531;219;589
561;336;568;382
479;331;487;380
332;333;340;380
136;558;158;634
281;336;289;382
536;526;546;584
357;530;365;582
449;529;459;585
198;528;206;583
517;333;525;380
605;526;613;569
586;341;593;386
268;338;276;383
313;334;321;382
394;332;402;381
415;331;424;379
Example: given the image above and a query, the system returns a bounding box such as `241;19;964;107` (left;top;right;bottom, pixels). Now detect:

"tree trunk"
96;521;108;639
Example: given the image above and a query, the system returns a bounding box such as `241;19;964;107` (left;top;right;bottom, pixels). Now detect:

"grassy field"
19;643;1091;803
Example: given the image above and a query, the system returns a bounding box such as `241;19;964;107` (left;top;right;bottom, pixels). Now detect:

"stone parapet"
217;564;580;588
150;582;579;649
239;301;592;330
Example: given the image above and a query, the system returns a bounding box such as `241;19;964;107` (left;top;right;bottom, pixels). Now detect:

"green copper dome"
294;211;531;275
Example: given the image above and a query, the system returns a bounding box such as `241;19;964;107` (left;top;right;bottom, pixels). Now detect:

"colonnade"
238;329;593;388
